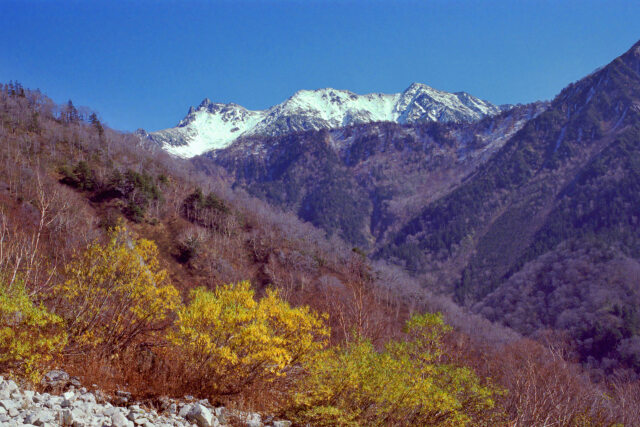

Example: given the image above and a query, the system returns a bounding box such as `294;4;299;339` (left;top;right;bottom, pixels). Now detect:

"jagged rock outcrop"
142;83;511;157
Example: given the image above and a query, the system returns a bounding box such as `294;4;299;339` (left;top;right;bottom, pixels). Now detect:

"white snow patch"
148;84;507;158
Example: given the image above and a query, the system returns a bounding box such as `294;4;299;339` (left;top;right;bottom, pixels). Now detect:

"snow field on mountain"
147;83;509;158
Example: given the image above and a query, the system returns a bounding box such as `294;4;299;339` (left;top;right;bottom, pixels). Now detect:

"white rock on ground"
0;373;292;427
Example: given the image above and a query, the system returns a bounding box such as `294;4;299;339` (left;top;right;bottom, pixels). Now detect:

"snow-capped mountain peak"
143;84;510;158
395;83;504;123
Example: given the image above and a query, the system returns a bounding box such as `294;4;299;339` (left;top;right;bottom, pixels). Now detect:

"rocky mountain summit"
196;101;547;248
140;83;510;158
0;373;290;427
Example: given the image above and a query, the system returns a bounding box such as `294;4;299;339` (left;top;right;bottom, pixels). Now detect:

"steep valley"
189;40;640;376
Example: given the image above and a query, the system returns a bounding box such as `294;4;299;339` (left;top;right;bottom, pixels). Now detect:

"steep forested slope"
474;239;640;378
4;80;640;424
382;41;640;297
378;40;640;371
0;81;424;344
196;102;545;248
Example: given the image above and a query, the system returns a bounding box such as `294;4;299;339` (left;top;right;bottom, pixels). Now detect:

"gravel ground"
0;373;291;427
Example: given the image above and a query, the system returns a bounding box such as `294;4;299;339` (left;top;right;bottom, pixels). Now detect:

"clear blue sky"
1;0;639;132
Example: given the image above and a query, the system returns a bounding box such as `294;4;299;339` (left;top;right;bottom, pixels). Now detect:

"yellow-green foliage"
0;280;67;382
56;225;180;353
169;281;329;395
286;312;501;427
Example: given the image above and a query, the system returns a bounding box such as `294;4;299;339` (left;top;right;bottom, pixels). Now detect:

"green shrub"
0;280;67;382
182;188;230;229
59;160;95;191
55;225;179;354
108;169;163;222
167;282;329;396
285;312;501;426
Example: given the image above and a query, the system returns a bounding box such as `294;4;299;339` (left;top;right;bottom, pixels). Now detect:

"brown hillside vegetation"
1;82;640;425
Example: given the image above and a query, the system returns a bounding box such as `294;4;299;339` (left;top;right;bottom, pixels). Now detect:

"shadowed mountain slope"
195;103;545;249
193;40;640;373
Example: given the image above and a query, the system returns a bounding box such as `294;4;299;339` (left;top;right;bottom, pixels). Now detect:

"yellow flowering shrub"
56;226;180;353
0;280;67;382
168;281;329;395
285;312;502;426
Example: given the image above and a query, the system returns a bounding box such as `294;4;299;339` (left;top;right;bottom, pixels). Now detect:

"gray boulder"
213;407;226;424
4;379;18;394
177;403;192;418
24;409;55;425
111;410;134;427
186;403;218;427
0;399;17;411
61;409;74;426
245;412;262;427
22;390;35;403
42;370;69;388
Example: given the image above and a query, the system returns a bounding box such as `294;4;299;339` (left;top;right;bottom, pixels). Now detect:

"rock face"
142;83;510;158
0;374;289;427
